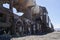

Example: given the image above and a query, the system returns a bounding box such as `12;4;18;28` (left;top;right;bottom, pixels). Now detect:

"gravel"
11;31;60;40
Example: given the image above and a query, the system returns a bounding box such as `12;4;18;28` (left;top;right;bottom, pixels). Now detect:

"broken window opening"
0;13;6;22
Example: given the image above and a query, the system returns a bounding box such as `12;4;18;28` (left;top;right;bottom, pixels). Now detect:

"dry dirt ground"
11;31;60;40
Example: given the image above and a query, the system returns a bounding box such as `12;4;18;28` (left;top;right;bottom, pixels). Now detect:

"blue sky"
3;0;60;29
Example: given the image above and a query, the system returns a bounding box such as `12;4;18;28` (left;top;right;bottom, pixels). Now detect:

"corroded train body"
0;0;54;36
0;6;54;36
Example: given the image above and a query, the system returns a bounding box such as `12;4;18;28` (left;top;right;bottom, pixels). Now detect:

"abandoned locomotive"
0;0;54;36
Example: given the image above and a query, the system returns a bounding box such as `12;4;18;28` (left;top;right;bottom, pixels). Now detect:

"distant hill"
55;28;60;31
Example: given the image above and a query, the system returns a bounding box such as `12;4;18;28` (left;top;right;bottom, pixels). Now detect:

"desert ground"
11;31;60;40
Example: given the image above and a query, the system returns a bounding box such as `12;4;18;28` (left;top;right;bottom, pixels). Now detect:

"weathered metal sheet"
0;22;11;27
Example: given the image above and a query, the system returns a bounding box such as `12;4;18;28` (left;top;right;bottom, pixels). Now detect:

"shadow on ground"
0;32;54;40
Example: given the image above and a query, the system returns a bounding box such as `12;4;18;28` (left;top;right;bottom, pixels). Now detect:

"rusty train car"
0;5;15;35
0;5;54;36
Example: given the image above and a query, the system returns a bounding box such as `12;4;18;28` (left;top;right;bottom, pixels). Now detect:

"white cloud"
13;8;17;13
54;24;60;29
14;12;24;16
13;8;24;16
3;3;9;9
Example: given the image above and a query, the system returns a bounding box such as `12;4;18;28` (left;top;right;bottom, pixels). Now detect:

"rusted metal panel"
0;7;11;27
26;0;36;7
0;22;11;27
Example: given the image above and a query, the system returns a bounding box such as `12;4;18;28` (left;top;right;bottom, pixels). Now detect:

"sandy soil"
11;32;60;40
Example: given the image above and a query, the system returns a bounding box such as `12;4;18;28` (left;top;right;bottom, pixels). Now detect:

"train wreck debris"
0;0;54;37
